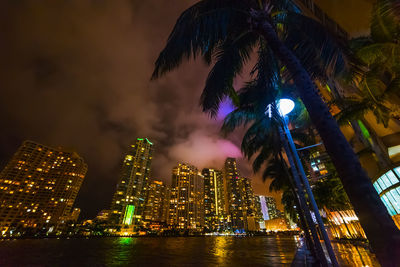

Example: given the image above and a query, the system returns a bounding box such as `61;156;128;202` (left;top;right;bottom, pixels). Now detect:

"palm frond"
200;33;259;117
281;12;349;80
152;0;257;79
370;0;400;43
221;107;256;135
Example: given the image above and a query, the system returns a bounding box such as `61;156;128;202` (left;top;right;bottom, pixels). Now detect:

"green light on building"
145;138;153;145
123;205;135;225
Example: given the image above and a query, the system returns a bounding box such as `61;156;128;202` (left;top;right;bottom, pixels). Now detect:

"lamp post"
277;98;338;267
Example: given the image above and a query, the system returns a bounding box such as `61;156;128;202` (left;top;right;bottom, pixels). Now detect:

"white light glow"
278;98;295;116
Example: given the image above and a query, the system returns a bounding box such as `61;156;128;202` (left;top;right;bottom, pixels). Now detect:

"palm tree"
152;0;400;264
323;0;400;171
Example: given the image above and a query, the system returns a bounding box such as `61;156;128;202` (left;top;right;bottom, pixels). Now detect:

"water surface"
0;236;379;266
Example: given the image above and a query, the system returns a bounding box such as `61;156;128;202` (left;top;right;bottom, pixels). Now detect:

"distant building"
0;140;87;236
202;168;225;232
258;196;280;221
96;210;111;221
223;158;244;231
242;178;260;231
265;196;280;220
68;208;81;222
109;138;153;229
143;180;169;225
168;163;204;231
222;158;259;232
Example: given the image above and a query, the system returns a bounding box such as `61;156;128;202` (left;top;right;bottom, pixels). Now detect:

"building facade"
223;158;257;232
143;180;169;228
168;163;204;231
202;168;225;232
258;196;280;221
109;138;153;228
0;140;87;236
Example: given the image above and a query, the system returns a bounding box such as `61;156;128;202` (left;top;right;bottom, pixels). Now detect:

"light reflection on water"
333;242;380;267
0;236;379;266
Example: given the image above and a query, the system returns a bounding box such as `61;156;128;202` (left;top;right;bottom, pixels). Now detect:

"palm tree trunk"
257;20;400;266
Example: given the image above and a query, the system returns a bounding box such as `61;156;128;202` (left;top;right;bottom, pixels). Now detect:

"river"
0;236;379;266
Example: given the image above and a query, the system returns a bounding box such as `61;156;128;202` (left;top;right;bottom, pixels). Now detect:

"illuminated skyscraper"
109;138;153;228
242;177;260;231
223;158;247;231
258;196;280;220
168;163;204;231
0;140;87;236
143;180;169;225
202;168;225;232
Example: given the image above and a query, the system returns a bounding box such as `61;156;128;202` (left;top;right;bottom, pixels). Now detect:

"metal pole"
283;116;339;267
279;126;328;266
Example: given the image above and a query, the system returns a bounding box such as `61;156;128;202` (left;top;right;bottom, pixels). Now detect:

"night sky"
0;0;371;219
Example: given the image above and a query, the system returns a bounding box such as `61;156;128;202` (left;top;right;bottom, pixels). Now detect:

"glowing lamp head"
278;98;295;116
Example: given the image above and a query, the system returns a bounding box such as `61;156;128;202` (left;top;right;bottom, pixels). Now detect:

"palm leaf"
152;0;257;79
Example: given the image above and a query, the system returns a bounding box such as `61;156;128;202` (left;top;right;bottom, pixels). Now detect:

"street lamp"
277;98;338;267
277;98;295;116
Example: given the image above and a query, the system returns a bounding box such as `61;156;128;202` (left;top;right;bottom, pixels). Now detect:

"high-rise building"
242;177;260;231
143;180;169;225
0;140;87;236
109;138;153;228
202;168;225;232
258;196;280;220
223;158;248;232
168;163;204;231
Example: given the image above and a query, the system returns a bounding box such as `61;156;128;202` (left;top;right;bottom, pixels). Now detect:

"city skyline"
0;139;282;223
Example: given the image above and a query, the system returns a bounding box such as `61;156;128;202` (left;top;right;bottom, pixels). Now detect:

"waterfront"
0;236;378;266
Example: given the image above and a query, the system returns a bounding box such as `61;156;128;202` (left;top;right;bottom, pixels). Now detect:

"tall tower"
110;138;153;228
223;158;247;232
202;168;225;232
168;163;204;231
0;140;87;236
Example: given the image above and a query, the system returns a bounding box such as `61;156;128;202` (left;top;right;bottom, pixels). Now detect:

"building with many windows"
0;140;87;236
143;180;169;229
258;196;280;221
222;158;260;232
168;163;204;231
202;168;225;232
109;138;153;229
